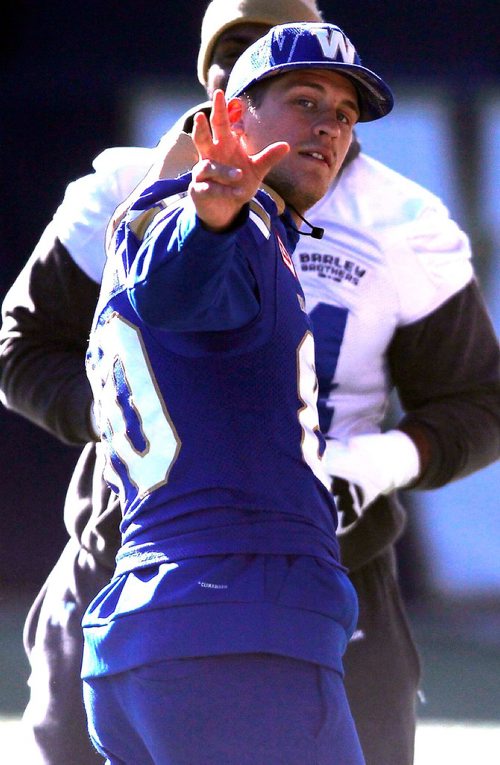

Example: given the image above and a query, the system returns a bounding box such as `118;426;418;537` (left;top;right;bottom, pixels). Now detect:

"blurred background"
1;0;499;752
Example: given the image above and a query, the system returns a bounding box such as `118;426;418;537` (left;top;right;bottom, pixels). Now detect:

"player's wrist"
323;429;421;509
375;429;421;491
198;202;248;234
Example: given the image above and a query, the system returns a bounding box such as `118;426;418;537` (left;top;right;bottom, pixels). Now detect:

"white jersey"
52;146;473;442
294;153;473;440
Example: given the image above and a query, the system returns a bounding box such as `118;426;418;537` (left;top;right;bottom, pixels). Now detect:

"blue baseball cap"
225;22;394;122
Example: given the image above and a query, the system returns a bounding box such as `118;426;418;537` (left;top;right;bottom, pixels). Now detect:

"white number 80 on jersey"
87;313;329;505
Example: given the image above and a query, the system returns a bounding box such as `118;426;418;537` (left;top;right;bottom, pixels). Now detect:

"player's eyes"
295;97;316;109
214;44;247;68
337;110;356;126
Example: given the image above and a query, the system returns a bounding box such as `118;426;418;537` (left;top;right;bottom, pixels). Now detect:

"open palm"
189;89;289;232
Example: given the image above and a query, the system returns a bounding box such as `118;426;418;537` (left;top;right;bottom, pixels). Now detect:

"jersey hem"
81;600;351;679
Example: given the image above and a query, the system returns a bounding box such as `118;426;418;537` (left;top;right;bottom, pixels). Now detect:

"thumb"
251;141;290;180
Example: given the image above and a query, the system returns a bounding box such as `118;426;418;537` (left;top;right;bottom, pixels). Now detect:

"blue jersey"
82;176;357;678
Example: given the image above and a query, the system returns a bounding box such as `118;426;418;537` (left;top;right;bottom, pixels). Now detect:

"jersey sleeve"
389;279;500;487
123;184;260;332
385;199;474;325
0;224;100;444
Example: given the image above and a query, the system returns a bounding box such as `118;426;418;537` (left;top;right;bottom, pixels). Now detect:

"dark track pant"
344;551;421;765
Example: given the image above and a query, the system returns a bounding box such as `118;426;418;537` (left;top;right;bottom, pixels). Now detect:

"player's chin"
268;167;330;212
298;176;332;209
298;162;335;196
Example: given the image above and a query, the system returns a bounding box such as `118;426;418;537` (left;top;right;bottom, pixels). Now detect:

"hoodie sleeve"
389;279;500;487
0;224;99;444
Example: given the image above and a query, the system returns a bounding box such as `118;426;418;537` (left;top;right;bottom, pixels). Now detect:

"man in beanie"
81;25;391;762
1;2;499;764
197;0;324;83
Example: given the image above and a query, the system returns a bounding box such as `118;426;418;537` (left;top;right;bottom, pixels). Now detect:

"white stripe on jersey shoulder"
128;191;188;242
249;198;271;240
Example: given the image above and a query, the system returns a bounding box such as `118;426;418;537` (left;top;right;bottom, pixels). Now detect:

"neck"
259;183;323;240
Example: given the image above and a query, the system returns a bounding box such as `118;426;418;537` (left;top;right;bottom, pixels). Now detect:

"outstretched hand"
189;89;289;232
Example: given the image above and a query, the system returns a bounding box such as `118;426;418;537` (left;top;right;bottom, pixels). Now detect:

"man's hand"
324;430;421;514
189;89;289;232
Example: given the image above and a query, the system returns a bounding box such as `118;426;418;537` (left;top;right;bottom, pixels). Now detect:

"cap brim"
229;60;394;122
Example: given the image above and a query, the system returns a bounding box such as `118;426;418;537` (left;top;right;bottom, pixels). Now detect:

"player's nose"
313;113;341;139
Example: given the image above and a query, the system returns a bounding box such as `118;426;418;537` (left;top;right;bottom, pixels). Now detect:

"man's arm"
0;226;99;444
331;279;499;567
123;90;289;332
0;105;213;445
390;278;500;487
0;144;161;444
327;278;500;513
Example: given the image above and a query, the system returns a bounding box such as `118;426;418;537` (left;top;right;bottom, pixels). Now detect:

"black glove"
331;477;364;528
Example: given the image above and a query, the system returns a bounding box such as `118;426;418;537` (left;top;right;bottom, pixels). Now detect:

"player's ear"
227;97;245;135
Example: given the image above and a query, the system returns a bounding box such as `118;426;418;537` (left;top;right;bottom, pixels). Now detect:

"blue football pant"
23;541;418;764
83;653;365;765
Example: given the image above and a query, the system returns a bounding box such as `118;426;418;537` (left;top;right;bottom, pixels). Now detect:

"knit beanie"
197;0;323;86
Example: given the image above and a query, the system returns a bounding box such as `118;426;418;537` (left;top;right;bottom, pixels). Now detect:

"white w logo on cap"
313;27;356;63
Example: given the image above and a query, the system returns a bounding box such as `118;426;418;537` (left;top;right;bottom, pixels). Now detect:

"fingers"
194;159;243;193
191;89;290;203
189;160;247;233
192;91;245;190
251;141;290;177
209;89;232;144
192;90;232;160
